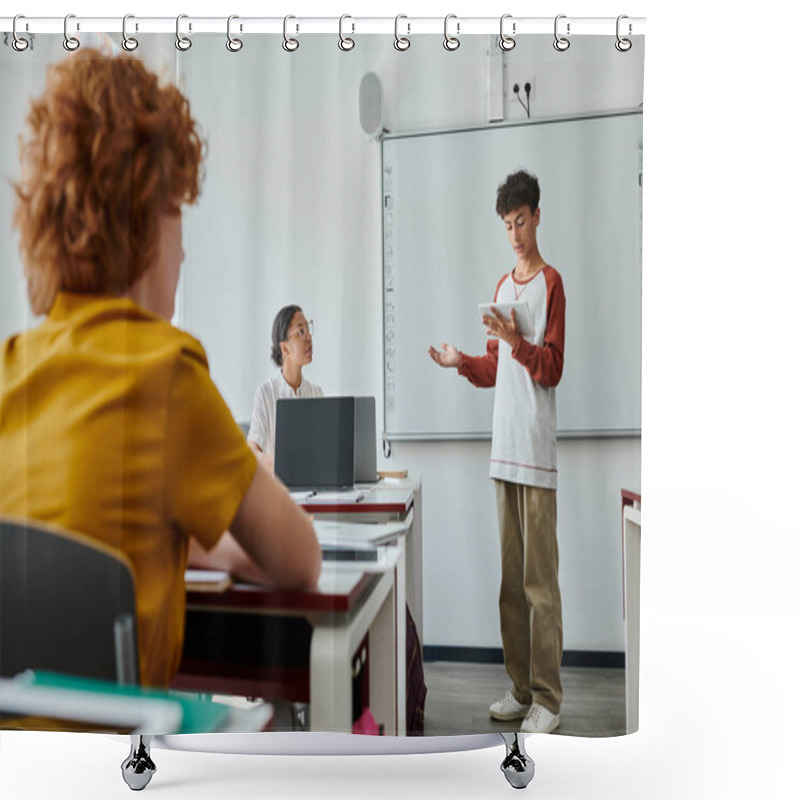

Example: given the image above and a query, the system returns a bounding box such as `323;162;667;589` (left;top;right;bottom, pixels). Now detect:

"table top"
621;488;641;505
300;484;415;515
187;569;376;614
186;543;402;615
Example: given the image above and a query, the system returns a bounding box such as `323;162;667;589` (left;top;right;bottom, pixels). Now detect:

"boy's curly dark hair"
496;170;540;218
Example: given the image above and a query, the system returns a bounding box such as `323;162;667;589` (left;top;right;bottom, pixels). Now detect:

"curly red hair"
14;49;204;315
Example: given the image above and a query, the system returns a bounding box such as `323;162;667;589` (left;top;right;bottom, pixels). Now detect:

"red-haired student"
1;50;321;690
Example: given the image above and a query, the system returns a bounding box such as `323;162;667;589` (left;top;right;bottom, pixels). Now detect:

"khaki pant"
494;479;563;715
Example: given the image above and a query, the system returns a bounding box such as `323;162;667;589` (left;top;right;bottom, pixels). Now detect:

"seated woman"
247;305;323;459
0;50;321;689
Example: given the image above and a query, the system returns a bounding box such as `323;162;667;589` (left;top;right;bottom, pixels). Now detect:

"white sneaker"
520;703;560;734
489;691;530;721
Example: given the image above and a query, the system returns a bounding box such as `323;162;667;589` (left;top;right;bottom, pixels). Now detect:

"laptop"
274;396;355;491
354;397;380;484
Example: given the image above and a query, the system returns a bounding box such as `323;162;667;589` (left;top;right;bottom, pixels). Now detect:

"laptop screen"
274;396;355;490
354;396;379;483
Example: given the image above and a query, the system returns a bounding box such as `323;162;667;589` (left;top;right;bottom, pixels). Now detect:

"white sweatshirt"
458;266;566;490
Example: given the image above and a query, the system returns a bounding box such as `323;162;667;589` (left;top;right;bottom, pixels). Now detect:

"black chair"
0;517;157;789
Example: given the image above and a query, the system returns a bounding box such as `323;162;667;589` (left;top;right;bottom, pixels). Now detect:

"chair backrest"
0;518;139;684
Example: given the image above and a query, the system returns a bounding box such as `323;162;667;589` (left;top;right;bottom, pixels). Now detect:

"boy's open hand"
428;343;461;369
482;307;521;348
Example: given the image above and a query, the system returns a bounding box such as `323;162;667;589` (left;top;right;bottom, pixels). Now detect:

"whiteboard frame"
381;109;643;443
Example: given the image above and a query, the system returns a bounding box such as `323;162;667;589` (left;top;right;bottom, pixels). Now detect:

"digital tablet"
478;301;536;338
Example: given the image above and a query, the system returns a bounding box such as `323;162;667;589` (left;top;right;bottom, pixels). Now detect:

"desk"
302;476;422;641
621;488;641;734
175;530;408;735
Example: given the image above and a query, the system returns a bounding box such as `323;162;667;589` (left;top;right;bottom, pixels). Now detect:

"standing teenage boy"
428;170;566;734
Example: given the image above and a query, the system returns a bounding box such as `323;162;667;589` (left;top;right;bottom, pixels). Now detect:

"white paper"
313;519;409;548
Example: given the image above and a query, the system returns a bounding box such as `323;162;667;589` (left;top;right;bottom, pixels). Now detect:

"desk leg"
367;538;406;735
368;576;398;734
623;506;641;734
407;485;423;643
394;539;407;736
309;569;397;733
308;623;353;732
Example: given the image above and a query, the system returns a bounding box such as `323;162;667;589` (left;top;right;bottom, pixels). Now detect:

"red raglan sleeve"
457;339;499;387
455;272;509;387
511;267;566;388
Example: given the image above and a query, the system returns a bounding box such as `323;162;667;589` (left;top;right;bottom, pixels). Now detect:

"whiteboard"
382;111;642;439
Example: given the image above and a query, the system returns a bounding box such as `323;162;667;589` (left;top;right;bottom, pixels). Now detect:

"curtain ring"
443;14;460;51
394;15;410;51
499;14;515;51
338;14;355;51
176;14;192;51
283;15;299;52
615;15;632;52
12;14;30;51
121;14;138;51
63;13;80;51
553;14;570;51
226;15;243;52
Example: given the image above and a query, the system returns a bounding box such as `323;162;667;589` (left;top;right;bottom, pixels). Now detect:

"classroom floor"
422;661;626;738
250;661;625;737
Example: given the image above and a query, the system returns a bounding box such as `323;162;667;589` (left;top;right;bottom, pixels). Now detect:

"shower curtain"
0;19;644;742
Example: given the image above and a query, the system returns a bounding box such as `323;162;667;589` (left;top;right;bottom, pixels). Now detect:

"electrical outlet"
506;75;536;118
508;77;535;99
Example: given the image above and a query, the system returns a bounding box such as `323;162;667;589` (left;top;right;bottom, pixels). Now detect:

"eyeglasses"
286;320;314;341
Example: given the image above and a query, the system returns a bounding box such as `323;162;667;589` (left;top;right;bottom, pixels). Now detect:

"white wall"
176;34;495;412
0;32;642;654
175;33;644;652
0;32;643;654
0;33;180;337
0;39;55;338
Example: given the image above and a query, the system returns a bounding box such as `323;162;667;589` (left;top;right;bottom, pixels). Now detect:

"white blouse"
247;371;324;456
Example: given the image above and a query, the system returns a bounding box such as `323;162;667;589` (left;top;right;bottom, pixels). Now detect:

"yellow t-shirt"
0;293;257;687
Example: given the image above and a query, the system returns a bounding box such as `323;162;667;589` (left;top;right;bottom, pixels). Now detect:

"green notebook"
22;670;230;733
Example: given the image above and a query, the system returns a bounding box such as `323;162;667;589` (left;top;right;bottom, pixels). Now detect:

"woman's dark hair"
271;305;302;366
495;170;540;218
